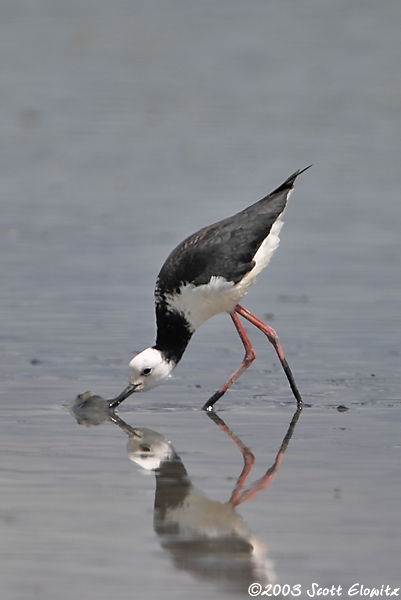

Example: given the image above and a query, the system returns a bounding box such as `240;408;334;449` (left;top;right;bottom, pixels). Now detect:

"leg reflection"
206;407;302;506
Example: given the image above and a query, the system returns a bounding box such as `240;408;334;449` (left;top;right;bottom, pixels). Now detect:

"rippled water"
1;1;400;599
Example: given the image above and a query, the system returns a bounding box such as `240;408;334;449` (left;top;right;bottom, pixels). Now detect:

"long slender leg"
235;304;303;406
202;311;256;411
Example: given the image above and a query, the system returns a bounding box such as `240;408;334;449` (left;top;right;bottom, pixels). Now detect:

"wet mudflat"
1;1;400;599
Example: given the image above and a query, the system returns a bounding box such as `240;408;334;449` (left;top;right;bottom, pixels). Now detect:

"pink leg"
235;304;303;405
202;304;303;410
202;311;256;411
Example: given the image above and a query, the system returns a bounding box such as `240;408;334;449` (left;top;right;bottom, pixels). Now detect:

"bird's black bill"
108;383;138;409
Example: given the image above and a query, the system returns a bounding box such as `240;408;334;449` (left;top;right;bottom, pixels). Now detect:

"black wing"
156;168;309;296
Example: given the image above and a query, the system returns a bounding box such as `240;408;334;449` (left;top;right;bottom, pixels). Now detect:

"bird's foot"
202;390;225;411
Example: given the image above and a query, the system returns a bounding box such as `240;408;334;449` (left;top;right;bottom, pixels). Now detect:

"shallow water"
1;1;401;599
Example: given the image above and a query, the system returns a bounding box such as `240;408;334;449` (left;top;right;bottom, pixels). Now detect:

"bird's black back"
156;169;306;297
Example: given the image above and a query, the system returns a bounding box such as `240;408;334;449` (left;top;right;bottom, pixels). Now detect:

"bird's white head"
127;347;175;393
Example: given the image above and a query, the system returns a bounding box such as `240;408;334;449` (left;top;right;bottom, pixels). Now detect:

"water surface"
1;1;400;598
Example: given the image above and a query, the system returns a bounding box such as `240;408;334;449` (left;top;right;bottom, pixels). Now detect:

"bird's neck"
154;307;193;365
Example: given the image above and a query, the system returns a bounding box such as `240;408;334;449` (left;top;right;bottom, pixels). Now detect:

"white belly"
165;217;283;332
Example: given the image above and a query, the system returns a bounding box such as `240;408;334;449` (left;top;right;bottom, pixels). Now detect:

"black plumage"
155;170;301;296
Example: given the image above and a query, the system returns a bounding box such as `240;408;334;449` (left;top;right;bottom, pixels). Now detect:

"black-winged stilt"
111;167;310;411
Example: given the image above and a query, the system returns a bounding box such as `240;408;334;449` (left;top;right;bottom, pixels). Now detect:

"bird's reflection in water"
70;393;301;594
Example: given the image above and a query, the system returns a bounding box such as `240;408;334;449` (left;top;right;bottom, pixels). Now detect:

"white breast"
165;276;238;331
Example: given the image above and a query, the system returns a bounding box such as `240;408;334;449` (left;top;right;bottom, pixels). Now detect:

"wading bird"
110;167;310;410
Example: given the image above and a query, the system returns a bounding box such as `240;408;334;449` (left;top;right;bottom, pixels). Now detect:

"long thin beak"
108;383;139;409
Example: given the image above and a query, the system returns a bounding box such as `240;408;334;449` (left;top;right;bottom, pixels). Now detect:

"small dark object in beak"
108;383;138;408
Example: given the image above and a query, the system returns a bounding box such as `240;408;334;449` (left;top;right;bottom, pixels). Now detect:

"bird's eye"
141;444;151;452
142;367;152;376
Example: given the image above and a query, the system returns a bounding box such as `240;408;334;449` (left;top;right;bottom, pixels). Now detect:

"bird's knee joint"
268;333;279;347
246;348;256;363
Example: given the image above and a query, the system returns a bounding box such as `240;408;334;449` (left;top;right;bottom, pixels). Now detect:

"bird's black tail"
263;165;312;199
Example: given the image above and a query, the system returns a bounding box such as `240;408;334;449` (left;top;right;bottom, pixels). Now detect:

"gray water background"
1;1;400;598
